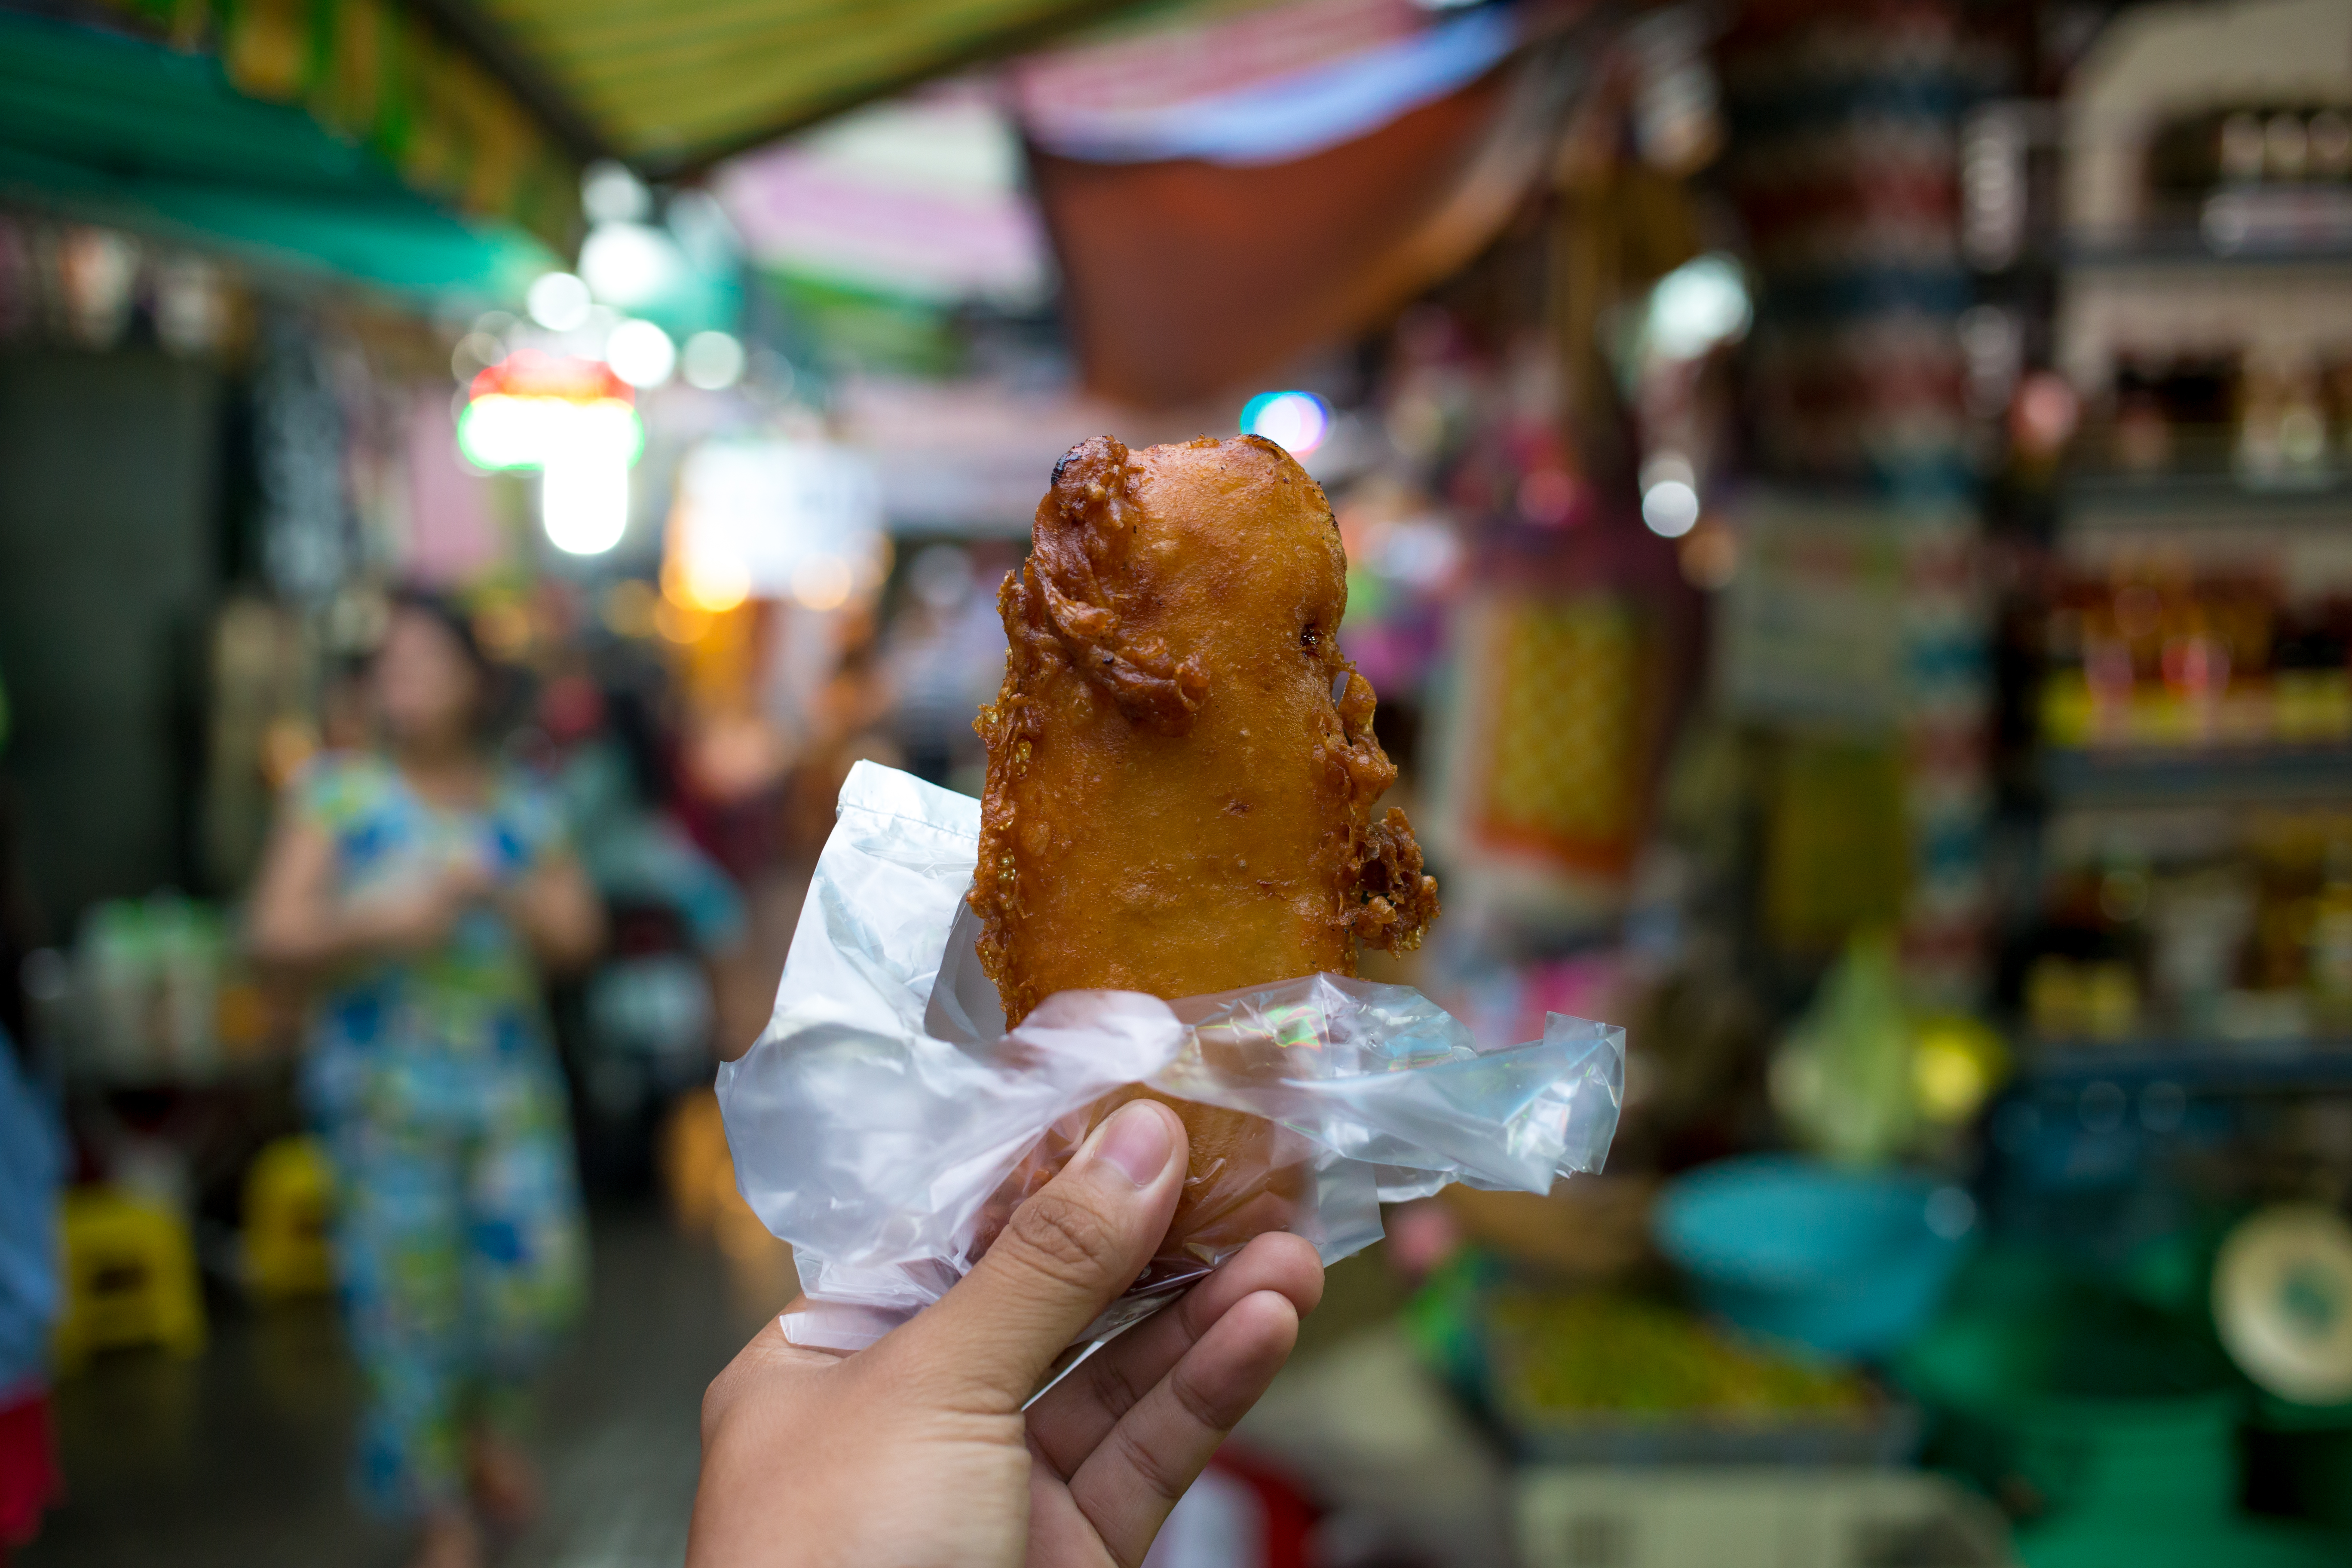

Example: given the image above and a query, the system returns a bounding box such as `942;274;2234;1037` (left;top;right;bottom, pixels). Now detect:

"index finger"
1026;1230;1323;1478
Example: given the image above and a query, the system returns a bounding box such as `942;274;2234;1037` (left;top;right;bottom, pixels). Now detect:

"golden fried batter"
970;433;1438;1245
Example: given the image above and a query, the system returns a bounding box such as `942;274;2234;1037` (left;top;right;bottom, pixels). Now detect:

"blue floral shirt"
294;753;571;1125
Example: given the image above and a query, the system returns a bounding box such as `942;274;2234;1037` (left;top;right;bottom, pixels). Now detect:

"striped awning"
77;0;1229;241
478;0;1181;175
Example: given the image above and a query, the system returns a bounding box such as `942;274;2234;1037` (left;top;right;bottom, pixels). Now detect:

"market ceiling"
434;0;1212;176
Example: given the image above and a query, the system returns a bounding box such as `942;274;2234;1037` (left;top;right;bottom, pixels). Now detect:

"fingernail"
1090;1102;1175;1189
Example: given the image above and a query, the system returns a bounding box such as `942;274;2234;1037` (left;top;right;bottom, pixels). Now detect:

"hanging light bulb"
542;440;631;555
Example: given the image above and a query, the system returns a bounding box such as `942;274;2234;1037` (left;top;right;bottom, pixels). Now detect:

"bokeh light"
1642;481;1700;538
1639;450;1701;539
681;547;750;612
681;331;746;390
606;319;677;388
580;159;652;224
1516;468;1581;526
579;221;688;309
1645;254;1751;361
541;445;630;555
526;271;591;331
458;395;642;472
791;554;853;611
1240;390;1331;456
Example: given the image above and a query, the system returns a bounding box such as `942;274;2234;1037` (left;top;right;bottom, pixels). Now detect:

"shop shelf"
1494;1405;1922;1468
2064;234;2352;270
1514;1467;2012;1568
2014;1038;2352;1092
2058;471;2352;530
2036;745;2352;804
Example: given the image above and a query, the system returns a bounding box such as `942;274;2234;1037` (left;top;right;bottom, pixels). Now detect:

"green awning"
0;11;556;303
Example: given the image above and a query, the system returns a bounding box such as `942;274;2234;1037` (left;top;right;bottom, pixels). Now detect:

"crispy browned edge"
968;434;1439;1026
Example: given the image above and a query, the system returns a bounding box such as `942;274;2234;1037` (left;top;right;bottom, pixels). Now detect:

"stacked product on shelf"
1721;0;1996;1005
2004;0;2352;1066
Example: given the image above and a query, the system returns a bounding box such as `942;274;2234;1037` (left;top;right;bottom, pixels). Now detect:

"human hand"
486;853;605;973
349;860;493;956
688;1099;1323;1568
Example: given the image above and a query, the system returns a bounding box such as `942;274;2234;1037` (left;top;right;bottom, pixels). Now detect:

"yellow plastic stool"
54;1187;207;1373
659;1090;790;1287
242;1136;337;1300
658;1090;731;1236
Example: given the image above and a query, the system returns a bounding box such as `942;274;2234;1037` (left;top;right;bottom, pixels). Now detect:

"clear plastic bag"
717;762;1624;1354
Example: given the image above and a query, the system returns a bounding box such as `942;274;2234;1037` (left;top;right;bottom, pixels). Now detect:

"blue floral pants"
323;1067;586;1515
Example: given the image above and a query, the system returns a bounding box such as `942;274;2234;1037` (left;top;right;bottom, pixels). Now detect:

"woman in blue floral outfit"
252;595;603;1568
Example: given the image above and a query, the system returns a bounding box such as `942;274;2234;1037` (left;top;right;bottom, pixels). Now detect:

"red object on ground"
0;1385;61;1549
1209;1447;1320;1568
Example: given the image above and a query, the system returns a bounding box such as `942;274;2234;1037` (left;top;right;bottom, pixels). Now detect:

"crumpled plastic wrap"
717;762;1624;1354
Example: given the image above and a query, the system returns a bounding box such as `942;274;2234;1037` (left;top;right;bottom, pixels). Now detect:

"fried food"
970;433;1438;1251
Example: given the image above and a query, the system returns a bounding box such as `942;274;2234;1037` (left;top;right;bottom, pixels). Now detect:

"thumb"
887;1098;1187;1411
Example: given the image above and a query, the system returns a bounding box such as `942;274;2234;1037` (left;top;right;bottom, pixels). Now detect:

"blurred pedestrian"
0;660;63;1568
250;592;604;1568
0;1023;63;1568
